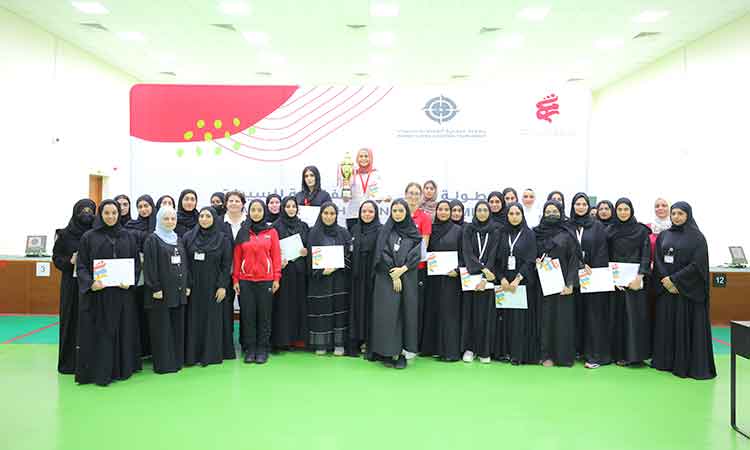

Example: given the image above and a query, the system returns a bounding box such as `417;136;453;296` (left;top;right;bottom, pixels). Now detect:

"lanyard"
508;230;522;256
477;233;489;261
358;172;371;194
575;227;584;244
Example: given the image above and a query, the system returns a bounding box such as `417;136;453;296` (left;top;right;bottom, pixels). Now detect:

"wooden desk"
0;256;60;314
710;268;750;325
731;321;750;439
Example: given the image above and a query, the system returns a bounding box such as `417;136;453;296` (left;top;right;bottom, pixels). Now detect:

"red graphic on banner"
129;84;298;142
536;94;560;123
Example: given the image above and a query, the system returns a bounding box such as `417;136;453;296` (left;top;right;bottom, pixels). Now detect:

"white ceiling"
2;0;750;90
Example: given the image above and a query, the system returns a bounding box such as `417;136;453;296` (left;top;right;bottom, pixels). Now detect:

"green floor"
1;317;748;450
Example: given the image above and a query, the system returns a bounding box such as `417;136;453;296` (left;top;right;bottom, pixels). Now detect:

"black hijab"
669;201;700;232
487;191;507;227
177;189;199;231
467;200;494;235
502;187;519;204
547;190;567;218
501;202;538;264
149;194;176;232
114;194;131;227
308;202;349;245
300;165;322;202
372;198;421;268
211;192;227;216
351;200;383;254
607;198;650;243
534;200;567;253
449;199;465;226
236;200;272;245
93;199;124;238
430;200;454;242
596;200;615;226
63;198;96;240
569;192;594;228
125;195;155;232
265;193;282;223
184;207;224;253
274;196;307;239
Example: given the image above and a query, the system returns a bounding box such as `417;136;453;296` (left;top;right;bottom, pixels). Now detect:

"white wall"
589;13;750;265
0;8;137;255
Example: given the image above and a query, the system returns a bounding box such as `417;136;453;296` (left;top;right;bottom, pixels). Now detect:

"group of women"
52;150;716;386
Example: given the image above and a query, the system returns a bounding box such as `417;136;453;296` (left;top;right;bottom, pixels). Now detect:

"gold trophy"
339;152;354;200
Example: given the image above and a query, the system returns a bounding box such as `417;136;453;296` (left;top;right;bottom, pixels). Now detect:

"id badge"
664;255;674;264
393;243;400;252
507;256;516;271
194;252;205;261
171;255;181;264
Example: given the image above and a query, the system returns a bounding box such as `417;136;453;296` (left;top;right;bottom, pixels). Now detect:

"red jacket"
232;228;282;284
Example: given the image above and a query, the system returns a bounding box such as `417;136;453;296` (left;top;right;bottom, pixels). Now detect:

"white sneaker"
462;351;475;363
334;346;345;356
315;350;327;356
403;350;417;360
479;356;491;364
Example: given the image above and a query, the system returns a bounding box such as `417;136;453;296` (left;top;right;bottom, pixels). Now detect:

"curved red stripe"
263;86;337;120
217;86;392;162
230;87;380;151
275;87;317;109
247;87;368;141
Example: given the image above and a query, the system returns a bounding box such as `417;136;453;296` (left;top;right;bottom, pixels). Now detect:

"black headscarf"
273;196;307;239
351;200;383;254
607;198;650;243
534;200;567;253
125;195;155;232
265;193;282;223
300;165;322;202
372;198;421;269
569;192;594;228
500;202;538;264
211;192;226;216
307;202;350;245
449;199;465;226
596;200;615;226
487;191;507;227
669;201;700;232
63;198;96;239
547;190;567;218
236;200;272;245
502;187;519;204
149;195;176;232
467;200;494;235
430;200;454;242
93;199;124;238
184;207;224;253
114;194;131;227
177;189;199;231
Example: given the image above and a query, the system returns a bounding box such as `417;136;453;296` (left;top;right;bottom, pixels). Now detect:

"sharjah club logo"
423;95;459;124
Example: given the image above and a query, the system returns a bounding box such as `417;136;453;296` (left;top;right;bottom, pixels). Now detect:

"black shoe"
394;355;407;369
256;353;268;364
244;353;256;364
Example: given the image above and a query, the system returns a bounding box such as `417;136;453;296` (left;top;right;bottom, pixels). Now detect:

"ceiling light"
633;10;670;23
517;7;550;21
593;38;624;50
369;31;395;47
242;31;269;46
117;31;146;42
496;33;524;49
370;3;399;17
219;1;250;15
71;2;109;15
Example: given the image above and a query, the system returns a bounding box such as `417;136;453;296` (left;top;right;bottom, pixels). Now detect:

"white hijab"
155;206;178;245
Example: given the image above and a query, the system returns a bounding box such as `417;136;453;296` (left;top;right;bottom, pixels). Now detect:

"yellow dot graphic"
196;119;205;129
204;132;213;141
224;131;231;138
214;119;223;129
232;117;240;127
183;131;194;140
233;142;241;150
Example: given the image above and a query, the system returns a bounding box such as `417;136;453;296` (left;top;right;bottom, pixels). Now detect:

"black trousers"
239;280;273;354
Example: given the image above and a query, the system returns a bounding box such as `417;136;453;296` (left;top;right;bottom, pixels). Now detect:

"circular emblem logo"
423;95;458;124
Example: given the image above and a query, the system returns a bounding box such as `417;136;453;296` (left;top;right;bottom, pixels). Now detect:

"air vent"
353;72;369;77
633;31;661;40
480;27;502;34
211;23;237;32
159;71;177;77
567;78;585;83
451;74;470;80
256;71;272;76
79;22;109;31
346;24;367;30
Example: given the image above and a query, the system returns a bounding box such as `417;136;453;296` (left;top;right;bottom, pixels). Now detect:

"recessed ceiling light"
71;2;109;15
496;33;524;49
117;31;146;42
370;3;399;17
242;31;269;46
369;31;395;48
633;10;670;23
219;1;250;15
517;7;550;21
593;38;624;50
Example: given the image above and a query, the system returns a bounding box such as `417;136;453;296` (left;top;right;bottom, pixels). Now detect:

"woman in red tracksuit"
233;199;281;364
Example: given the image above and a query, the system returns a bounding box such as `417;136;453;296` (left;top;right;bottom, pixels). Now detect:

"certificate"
459;267;494;291
93;258;135;287
311;245;345;270
427;251;458;276
495;285;528;309
298;206;320;227
536;257;566;296
609;262;641;287
280;234;304;261
579;267;615;293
